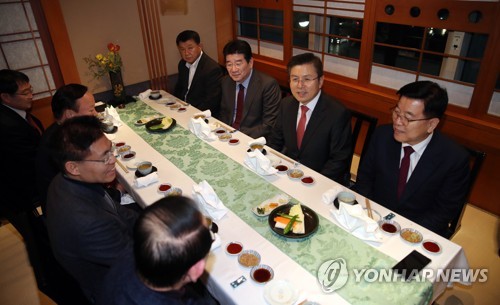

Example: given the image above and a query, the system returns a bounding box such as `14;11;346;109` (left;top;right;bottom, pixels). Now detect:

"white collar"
185;50;203;69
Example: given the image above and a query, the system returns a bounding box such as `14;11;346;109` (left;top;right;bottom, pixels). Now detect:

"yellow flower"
84;43;123;79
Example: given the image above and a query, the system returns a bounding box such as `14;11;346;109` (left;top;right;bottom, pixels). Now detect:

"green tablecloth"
118;101;432;305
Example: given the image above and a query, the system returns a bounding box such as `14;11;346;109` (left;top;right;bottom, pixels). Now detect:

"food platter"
252;194;290;217
145;117;176;133
268;204;319;239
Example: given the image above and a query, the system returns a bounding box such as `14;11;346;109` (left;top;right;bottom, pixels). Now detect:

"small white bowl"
218;133;232;142
150;90;161;99
301;176;315;186
336;191;356;205
250;264;274;284
422;239;442;254
115;141;126;148
378;219;401;235
237;250;261;268
157;183;172;195
137;161;153;175
275;164;288;173
213;127;227;135
225;241;243;255
121;151;136;162
400;228;423;244
116;145;131;155
228;138;240;145
166;187;182;197
287;168;304;180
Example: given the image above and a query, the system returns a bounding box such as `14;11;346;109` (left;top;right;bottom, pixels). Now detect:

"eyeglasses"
391;106;433;126
78;151;115;165
290;76;319;86
14;87;34;96
225;61;245;70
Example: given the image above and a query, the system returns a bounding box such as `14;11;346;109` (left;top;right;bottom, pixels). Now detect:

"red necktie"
397;146;414;199
232;84;245;129
296;105;309;148
26;113;42;135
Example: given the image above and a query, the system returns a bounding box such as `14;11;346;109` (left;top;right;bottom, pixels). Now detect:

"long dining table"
108;91;470;305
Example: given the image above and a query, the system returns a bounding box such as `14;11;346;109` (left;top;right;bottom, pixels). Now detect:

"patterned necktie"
296;105;309;149
232;84;245;129
397;146;414;199
26;112;42;135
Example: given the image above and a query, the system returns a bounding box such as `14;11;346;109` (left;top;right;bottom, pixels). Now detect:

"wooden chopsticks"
115;159;129;173
365;197;373;219
267;149;298;166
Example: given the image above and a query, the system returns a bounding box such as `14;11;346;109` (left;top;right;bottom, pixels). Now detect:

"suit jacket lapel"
388;140;402;202
226;80;237;121
287;99;300;149
242;71;259;120
189;53;205;88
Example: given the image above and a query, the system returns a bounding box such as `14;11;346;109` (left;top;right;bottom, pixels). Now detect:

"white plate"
125;159;143;170
252;194;291;217
263;280;298;305
135;115;163;126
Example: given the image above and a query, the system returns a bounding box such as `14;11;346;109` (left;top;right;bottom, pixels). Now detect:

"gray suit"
218;70;281;139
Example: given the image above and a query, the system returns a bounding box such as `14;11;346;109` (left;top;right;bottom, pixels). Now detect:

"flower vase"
108;70;126;104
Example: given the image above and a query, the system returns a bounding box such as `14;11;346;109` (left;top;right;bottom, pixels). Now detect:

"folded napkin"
133;172;159;188
192;180;228;221
244;149;278;176
322;185;345;204
138;89;152;100
120;193;135;205
248;136;266;147
193;110;211;119
105;106;123;127
330;202;382;242
188;118;217;141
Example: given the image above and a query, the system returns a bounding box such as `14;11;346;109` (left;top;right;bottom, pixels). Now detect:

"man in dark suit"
355;81;470;237
36;84;97;212
174;30;223;116
0;69;43;218
218;39;281;139
46;116;138;302
0;68;47;285
268;53;352;185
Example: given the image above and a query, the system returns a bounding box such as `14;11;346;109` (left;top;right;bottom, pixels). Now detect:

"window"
0;0;56;99
488;75;500;117
236;6;284;60
292;0;365;79
229;0;500;122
